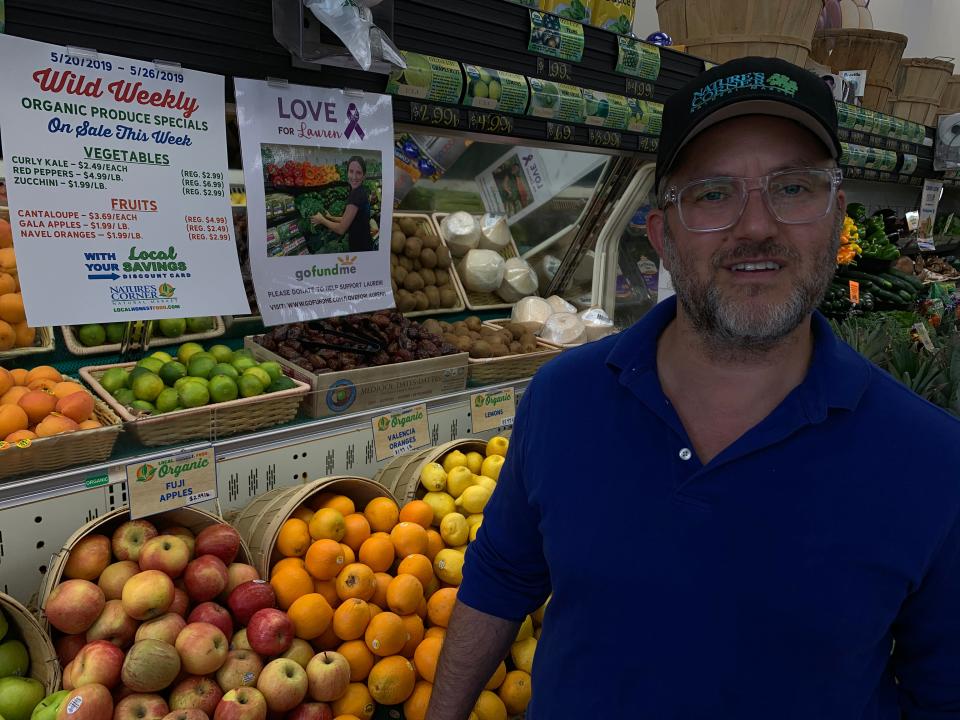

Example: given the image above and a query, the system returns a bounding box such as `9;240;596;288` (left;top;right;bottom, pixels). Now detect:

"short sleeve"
348;186;367;207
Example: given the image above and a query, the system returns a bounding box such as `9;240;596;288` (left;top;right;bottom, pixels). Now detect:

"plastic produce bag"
304;0;404;72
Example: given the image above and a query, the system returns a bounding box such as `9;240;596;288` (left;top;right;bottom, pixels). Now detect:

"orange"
485;661;506;690
18;389;56;425
340;543;356;565
277;518;312;557
425;530;445;561
364;611;407;657
307;491;335;511
1;386;29;406
0;274;14;295
336;563;377;602
24;365;62;385
404;680;433;720
371;572;392;609
415;595;428;620
424;575;440;598
413;636;442;683
0;368;14;399
309;507;346;541
339;639;375;682
364;497;399;533
358;533;395;573
386;574;424;616
0;219;10;249
0;320;14;351
0;404;28;439
311;622;341;651
424;626;446;641
290;505;314;523
333;598;371;641
474;690;508;720
270;565;314;610
399;500;435;529
0;247;15;272
368;603;383;620
427;588;457;628
27;378;58;393
5;429;37;442
399;613;424;658
367;655;416;705
334;716;362;720
306;538;346;580
397;554;434;590
332;683;375;720
314;578;341;609
272;557;306;576
12;323;34;349
342;513;372;552
9;368;27;386
52;381;85;400
390;522;429;559
498;670;532;714
322;494;356;517
0;293;25;324
287;592;334;639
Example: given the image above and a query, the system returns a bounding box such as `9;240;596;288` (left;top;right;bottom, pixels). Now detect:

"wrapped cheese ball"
441;212;481;257
496;257;539;302
510;295;554;333
478;214;514;252
546;295;577;314
541;312;587;345
459;249;506;292
579;307;615;341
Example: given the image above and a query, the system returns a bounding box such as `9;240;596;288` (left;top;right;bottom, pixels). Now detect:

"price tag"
409;102;461;129
615;37;661;81
372;403;430;462
126;447;217;520
624;78;656;100
529;10;584;63
468;111;515;135
848;280;860;304
918;178;943;251
588;128;622;149
546;122;574;143
536;56;574;82
637;135;659;153
912;322;936;352
471;388;516;433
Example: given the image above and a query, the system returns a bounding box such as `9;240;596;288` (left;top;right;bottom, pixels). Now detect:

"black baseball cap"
655;56;842;192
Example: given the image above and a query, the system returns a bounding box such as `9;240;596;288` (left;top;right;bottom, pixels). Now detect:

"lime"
129;366;155;384
155;387;181;413
76;324;106;347
132;372;165;402
112;388;135;406
258;361;283;383
210;363;239;379
130;400;156;415
105;322;125;344
268;376;296;393
232;348;254;360
231;356;257;372
150;351;174;364
157;318;187;338
238;374;264;398
186;316;214;334
243;366;272;389
178;382;210;408
100;367;130;394
159;361;188;387
209;375;239;403
188;354;217;379
177;342;205;364
174;376;209;391
209;344;234;364
137;357;165;374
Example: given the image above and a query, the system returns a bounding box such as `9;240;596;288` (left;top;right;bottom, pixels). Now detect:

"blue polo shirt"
459;297;960;719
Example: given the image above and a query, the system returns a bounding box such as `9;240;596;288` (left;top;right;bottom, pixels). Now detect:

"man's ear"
836;188;847;219
647;208;669;270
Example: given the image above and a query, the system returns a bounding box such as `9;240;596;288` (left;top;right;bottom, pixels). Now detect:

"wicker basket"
656;0;823;66
37;506;251;634
0;387;122;482
466;320;561;384
79;362;309;447
940;75;960;115
0;326;55;361
62;317;227;356
393;213;466;317
0;592;61;693
380;439;489;505
231;476;395;578
890;58;955;126
810;29;908;113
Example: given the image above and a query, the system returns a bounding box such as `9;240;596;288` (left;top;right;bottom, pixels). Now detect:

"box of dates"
245;310;468;419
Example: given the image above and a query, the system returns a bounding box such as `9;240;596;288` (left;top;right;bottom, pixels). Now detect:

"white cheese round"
459;249;505;292
441;212;481;257
511;296;554;333
546;295;577;314
579;307;615;341
495;257;539;302
541;312;587;345
478;214;513;252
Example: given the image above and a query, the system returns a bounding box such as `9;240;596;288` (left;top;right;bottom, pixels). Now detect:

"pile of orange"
0;219;40;351
271;477;535;720
0;365;103;445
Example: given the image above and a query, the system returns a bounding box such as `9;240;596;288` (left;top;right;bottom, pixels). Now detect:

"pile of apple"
38;516;352;720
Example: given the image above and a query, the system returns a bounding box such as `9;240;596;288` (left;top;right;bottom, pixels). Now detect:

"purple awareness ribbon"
345;103;365;140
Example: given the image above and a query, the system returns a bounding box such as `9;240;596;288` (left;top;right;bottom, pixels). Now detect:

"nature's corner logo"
691;72;799;112
377;416;390;431
158;283;176;298
136;464;157;483
475;395;485;408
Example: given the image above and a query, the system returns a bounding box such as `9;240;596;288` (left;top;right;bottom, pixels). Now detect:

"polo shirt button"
679;448;692;461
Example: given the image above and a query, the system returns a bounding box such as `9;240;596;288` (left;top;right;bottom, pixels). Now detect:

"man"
428;57;960;719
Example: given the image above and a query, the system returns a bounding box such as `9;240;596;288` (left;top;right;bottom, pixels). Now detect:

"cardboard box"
245;337;468;419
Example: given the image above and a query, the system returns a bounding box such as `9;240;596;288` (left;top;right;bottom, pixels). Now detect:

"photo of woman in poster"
311;155;373;252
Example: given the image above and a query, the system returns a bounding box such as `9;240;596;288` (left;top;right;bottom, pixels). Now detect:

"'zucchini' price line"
468;111;514;135
410;102;460;130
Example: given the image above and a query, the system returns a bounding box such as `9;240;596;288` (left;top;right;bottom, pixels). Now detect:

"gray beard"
661;212;842;359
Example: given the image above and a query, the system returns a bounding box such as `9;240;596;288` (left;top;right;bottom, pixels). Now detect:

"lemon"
481;455;505;481
442;449;468;473
469;521;482;542
450;544;468;554
473;475;497;493
510;637;536;674
446;466;474;498
440;512;469;546
515;615;533;642
486;436;509;457
422;491;456;526
464;451;484;474
433;548;464;585
419;462;447;492
456;485;492;515
465;514;484;530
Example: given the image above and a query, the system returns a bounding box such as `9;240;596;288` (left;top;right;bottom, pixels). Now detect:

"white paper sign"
0;35;250;325
918;178;944;251
234;79;395;326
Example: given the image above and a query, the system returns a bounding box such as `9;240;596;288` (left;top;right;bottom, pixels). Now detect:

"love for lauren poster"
0;35;250;325
234;79;395;326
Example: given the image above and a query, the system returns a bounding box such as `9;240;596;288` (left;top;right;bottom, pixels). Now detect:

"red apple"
246;609;293;658
114;693;169;720
56;633;87;667
226;581;276;627
216;649;263;693
213;687;267;720
56;682;114;720
162;711;209;720
99;561;141;601
169;589;191;618
112;520;158;562
184;555;228;603
230;629;251;651
136;613;187;646
63;533;112;581
122;570;175;620
113;684;137;704
86;599;139;649
175;622;229;675
281;639;314;669
140;535;191;578
62;660;76;690
70;639;125;689
121;639;181;693
45;579;106;634
223;564;259;598
169;675;223;716
162;526;196;558
188;602;233;639
286;703;334;720
256;658;307;713
195;525;241;565
304;652;350;703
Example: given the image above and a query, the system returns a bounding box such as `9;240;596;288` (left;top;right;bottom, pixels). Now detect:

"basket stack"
889;58;955;125
810;29;908;113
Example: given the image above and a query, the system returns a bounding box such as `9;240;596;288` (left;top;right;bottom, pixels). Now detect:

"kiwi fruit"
404;237;423;259
403;271;425;292
453;321;468;333
468;331;482;341
436;246;452;269
419;268;437;287
454;324;470;336
413;258;422;271
399;255;413;271
390;253;398;268
413;290;429;311
520;338;538;353
422;318;443;336
439;321;452;332
393;265;408;283
421;233;440;250
396;289;416;312
391;279;398;294
391;231;406;254
465;316;483;331
469;340;493;359
435;269;450;286
509;341;522;353
424;285;440;307
492;345;511;358
419;247;438;269
504;323;527;341
439;287;458;308
398;218;419;236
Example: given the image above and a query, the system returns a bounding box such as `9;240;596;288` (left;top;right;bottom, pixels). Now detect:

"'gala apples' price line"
468;111;514;135
410;102;461;130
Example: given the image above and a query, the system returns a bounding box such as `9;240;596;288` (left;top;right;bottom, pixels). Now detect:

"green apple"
0;676;45;720
29;690;68;720
0;640;28;677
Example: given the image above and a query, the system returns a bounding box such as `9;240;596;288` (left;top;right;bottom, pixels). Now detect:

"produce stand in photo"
61;317;226;356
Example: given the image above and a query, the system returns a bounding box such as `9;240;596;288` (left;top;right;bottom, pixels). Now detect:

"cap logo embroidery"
690;72;799;112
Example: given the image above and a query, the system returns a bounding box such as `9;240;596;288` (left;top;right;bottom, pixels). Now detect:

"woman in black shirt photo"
311;155;374;252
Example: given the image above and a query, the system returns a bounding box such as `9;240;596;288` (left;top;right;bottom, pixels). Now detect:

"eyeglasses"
660;167;843;233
